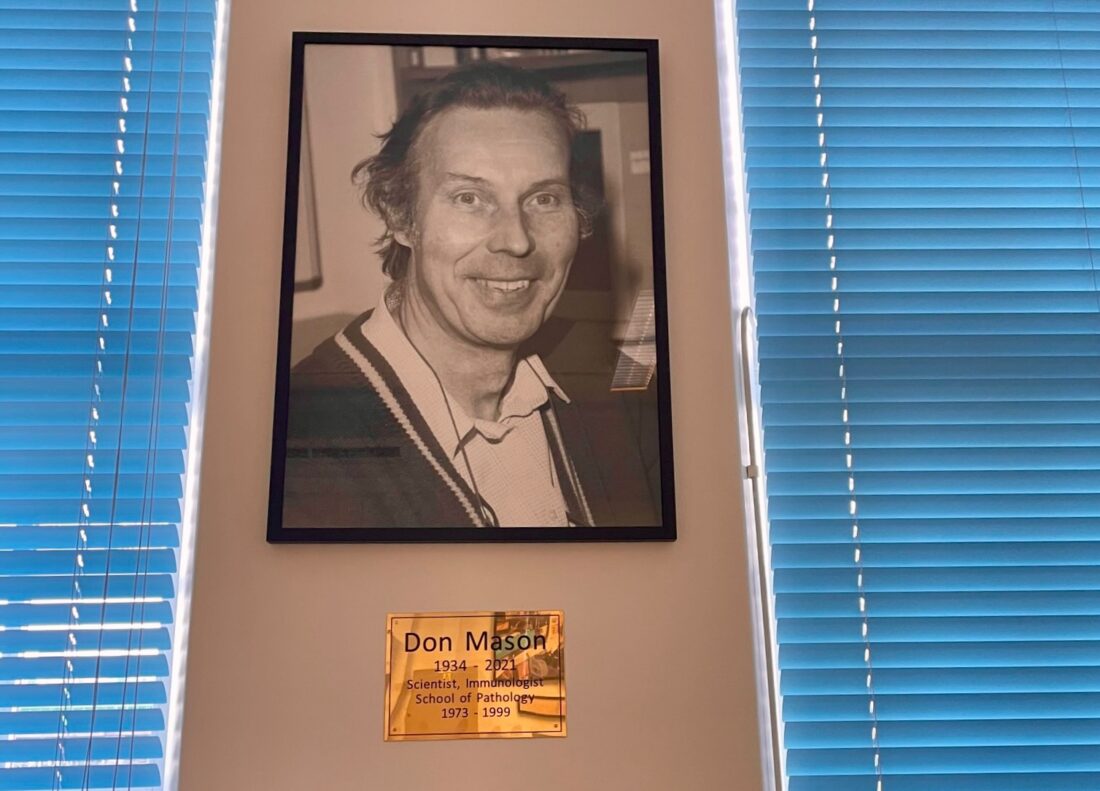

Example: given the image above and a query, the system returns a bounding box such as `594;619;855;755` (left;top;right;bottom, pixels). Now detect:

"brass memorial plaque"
385;610;565;741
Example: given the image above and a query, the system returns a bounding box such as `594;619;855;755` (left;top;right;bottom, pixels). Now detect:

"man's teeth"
476;279;530;292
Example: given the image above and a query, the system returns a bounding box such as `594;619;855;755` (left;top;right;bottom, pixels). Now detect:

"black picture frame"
268;32;675;542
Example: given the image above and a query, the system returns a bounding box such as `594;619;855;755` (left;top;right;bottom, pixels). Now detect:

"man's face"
395;106;580;351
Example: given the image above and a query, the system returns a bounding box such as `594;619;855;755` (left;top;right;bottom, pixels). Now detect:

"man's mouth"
473;278;532;293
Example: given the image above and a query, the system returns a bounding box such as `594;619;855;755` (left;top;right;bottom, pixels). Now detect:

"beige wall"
179;0;763;789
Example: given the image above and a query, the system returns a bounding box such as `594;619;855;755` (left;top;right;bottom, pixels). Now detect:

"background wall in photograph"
291;44;397;362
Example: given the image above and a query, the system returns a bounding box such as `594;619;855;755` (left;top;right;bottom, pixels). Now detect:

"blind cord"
1050;0;1100;316
112;0;191;787
806;1;885;788
77;2;165;788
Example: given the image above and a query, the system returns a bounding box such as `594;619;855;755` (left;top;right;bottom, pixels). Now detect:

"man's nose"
486;204;534;257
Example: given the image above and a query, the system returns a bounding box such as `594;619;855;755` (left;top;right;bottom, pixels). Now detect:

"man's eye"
454;192;482;207
529;192;562;209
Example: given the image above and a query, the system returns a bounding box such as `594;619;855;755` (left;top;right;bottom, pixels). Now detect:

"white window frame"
713;1;786;789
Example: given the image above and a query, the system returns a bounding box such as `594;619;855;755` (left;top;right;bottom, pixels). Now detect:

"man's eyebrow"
440;174;570;191
526;178;570;192
442;172;490;186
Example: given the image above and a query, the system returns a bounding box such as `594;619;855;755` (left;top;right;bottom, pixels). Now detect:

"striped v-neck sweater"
279;312;642;529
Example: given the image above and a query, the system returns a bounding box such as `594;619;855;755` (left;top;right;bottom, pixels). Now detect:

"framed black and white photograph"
267;32;674;542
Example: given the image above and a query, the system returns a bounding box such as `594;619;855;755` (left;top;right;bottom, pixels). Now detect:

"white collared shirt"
360;294;572;527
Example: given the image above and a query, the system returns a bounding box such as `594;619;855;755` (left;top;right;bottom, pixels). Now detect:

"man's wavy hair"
351;61;601;281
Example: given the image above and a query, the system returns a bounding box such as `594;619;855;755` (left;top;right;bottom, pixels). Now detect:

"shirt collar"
357;290;569;458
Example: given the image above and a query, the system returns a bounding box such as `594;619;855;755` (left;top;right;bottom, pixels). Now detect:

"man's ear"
393;228;412;248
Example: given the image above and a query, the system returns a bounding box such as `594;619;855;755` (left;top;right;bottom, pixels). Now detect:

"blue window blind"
0;1;220;789
734;1;1100;789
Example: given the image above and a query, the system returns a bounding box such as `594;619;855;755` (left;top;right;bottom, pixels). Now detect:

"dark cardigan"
281;313;660;529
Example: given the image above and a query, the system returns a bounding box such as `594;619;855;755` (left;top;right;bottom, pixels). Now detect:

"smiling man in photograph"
282;61;659;529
